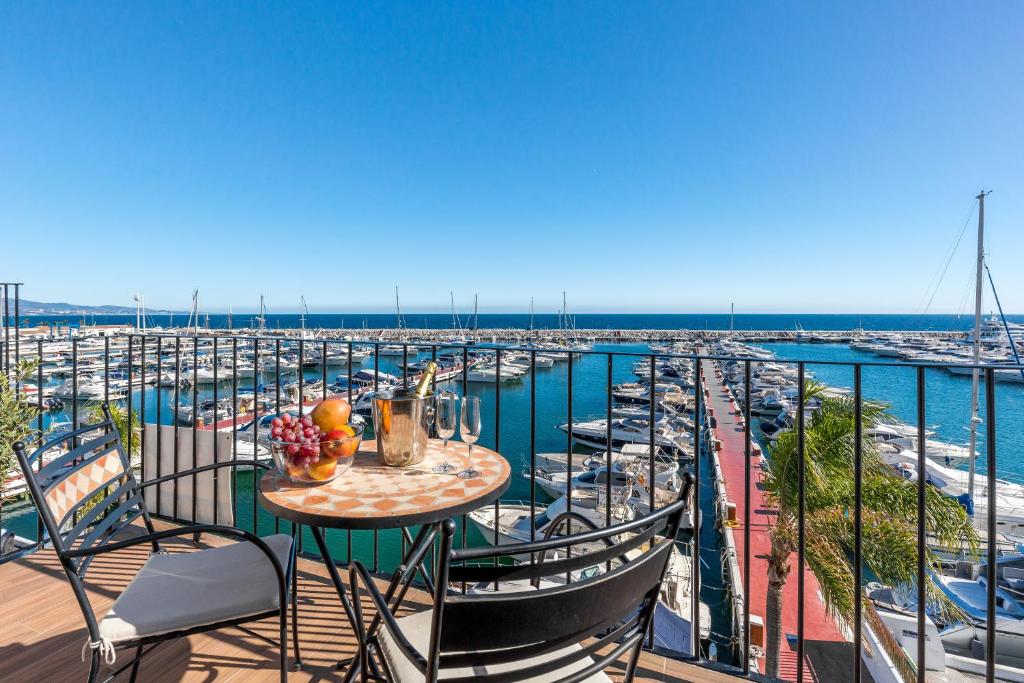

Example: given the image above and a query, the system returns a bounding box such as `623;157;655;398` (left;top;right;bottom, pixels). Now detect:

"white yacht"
530;463;682;515
558;417;693;456
467;492;637;548
466;363;525;383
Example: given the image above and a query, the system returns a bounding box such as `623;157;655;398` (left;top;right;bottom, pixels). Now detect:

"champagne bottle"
412;361;438;397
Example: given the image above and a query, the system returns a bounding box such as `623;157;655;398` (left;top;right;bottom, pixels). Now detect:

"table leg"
402;526;435;594
335;523;442;676
309;526;359;632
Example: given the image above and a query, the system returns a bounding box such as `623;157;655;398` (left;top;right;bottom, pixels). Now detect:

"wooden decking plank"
0;521;738;682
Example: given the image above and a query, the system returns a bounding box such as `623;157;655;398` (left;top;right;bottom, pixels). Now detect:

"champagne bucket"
372;389;432;467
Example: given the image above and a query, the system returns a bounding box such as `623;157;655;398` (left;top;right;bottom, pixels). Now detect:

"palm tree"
0;360;40;510
761;380;978;679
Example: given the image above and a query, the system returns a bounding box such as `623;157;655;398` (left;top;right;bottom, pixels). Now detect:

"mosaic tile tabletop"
258;439;511;530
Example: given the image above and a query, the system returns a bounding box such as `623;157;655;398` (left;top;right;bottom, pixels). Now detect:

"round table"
257;438;511;677
259;439;511;529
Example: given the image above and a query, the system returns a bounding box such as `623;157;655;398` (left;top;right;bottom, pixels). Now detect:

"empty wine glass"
433;391;458;474
459;395;482;479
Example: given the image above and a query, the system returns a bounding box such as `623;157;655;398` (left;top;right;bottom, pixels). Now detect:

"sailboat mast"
561;291;567;333
967;190;990;512
730;303;735;336
529;297;534;332
300;296;306;331
473;294;478;332
394;286;403;331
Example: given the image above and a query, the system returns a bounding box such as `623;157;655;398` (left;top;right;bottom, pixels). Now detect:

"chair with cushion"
348;474;694;682
13;405;296;683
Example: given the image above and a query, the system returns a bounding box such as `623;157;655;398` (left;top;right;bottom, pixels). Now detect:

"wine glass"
459;395;482;479
433;391;458;474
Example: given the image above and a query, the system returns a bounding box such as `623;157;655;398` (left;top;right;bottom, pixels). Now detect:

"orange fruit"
285;459;306;478
321;426;358;459
311;398;351;432
308;455;338;481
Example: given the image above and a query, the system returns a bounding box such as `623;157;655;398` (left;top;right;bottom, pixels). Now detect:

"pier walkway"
701;359;853;682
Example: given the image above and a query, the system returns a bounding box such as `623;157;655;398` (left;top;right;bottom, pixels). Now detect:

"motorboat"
530;463;682;515
466;363;525;383
611;382;691;408
467;491;637;548
557;417;693;456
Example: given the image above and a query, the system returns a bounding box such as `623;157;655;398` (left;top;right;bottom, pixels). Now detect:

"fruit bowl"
268;413;364;485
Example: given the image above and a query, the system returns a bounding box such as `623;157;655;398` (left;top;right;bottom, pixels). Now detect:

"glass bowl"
269;420;364;485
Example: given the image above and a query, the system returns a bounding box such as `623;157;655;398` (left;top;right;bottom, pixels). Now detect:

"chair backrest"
142;424;234;526
425;475;693;681
13;406;155;576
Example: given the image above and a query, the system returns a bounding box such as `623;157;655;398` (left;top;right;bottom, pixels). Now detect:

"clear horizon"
3;3;1022;315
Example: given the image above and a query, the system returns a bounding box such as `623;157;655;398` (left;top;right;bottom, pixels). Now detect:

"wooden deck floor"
0;524;742;682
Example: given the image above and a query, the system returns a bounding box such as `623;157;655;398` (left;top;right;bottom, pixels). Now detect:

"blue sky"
2;2;1022;314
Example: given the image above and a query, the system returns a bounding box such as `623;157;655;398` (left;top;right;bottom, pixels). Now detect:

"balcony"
1;326;1022;682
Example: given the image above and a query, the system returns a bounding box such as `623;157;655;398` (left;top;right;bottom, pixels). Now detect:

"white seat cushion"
99;533;292;643
376;609;612;682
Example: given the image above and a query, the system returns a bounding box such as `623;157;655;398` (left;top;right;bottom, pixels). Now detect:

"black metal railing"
1;325;1022;683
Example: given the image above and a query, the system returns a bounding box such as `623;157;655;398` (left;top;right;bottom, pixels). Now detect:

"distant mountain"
14;299;184;316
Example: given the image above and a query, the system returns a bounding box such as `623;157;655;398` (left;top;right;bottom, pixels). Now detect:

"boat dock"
701;357;851;681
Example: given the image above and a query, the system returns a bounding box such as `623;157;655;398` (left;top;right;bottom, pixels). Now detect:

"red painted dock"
702;359;850;682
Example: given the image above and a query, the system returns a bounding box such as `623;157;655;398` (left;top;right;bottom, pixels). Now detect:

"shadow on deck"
0;523;742;682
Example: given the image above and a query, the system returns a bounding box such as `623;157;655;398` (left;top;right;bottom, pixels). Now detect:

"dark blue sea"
23;312;1024;331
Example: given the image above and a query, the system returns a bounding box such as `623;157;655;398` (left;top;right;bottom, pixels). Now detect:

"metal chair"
13;405;296;683
349;474;695;682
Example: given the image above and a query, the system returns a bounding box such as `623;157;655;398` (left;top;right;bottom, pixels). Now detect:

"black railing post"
916;366;926;683
35;341;43;444
13;283;19;368
103;336;109;405
566;350;574;518
321;340;328;400
648;355;656;513
347;341;353;405
253;338;260;537
173;337;181;522
530;349;538;543
71;338;78;449
35;339;44;545
126;335;135;471
299;338;305;410
743;359;752;675
797;362;806;683
691;351;702;659
854;364;863;683
231;337;238;513
212;336;219;525
605;353;613;529
494;348;502;558
192;336;199;527
985;367;996;683
2;283;8;375
155;337;163;515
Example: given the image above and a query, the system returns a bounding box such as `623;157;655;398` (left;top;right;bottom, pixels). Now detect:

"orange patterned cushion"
44;451;126;523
